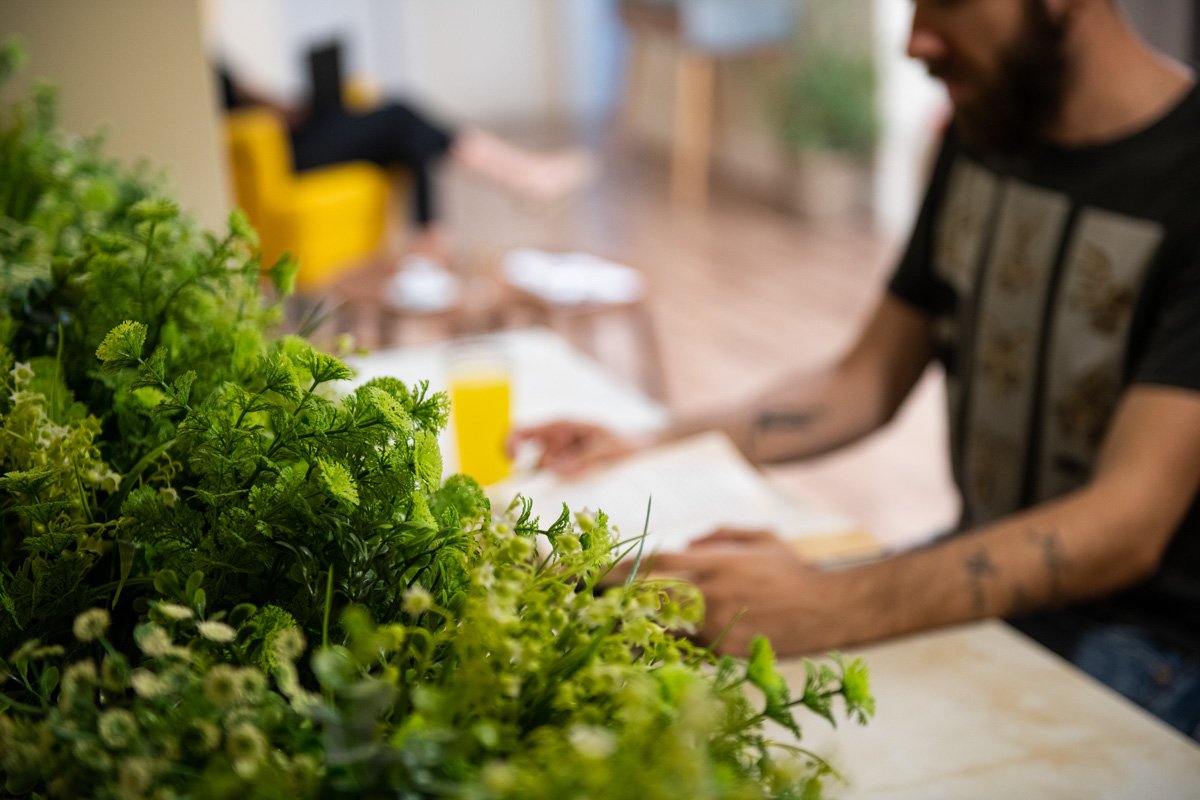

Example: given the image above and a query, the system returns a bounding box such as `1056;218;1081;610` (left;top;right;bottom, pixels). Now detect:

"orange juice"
449;369;512;485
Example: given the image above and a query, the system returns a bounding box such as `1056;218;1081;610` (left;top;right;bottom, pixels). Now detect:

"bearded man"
513;0;1200;738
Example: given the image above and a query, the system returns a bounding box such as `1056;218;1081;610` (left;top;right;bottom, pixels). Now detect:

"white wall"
207;0;565;126
204;0;292;101
872;0;945;241
555;0;627;132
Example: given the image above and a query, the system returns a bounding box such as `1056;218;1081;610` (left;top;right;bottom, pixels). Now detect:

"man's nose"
906;14;947;63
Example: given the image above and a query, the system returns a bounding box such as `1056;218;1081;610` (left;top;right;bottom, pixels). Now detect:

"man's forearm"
660;368;883;465
654;296;935;466
819;485;1166;651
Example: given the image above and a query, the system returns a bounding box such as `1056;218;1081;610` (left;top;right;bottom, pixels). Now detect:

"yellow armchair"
224;107;392;293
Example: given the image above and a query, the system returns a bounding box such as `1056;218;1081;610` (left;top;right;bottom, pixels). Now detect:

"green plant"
0;38;872;798
770;0;879;158
773;44;879;158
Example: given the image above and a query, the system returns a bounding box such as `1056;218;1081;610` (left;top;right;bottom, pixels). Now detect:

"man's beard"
935;2;1070;155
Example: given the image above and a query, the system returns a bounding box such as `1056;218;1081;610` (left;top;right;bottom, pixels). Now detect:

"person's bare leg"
404;223;451;267
451;127;597;202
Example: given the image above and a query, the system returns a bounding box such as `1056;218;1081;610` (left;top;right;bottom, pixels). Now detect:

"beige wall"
1;0;230;230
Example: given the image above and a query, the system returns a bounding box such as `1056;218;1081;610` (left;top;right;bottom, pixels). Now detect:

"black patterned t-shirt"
888;82;1200;653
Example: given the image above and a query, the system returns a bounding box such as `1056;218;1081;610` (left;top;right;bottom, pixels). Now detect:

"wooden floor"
348;129;959;551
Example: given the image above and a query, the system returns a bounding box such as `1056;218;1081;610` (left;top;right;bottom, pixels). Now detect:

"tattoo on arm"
747;407;824;461
1028;529;1068;605
755;408;821;432
1009;529;1070;615
967;529;1068;618
964;547;997;614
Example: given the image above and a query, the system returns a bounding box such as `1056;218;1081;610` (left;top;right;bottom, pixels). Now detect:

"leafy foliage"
769;0;879;157
0;38;872;798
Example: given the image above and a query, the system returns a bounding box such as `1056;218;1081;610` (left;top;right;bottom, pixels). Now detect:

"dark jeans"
1011;614;1200;740
1073;623;1200;740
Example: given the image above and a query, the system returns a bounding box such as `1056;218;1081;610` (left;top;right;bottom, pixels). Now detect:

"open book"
493;431;880;565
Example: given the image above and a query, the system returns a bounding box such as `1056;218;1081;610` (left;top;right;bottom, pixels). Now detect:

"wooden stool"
324;258;505;349
502;281;668;402
620;0;794;211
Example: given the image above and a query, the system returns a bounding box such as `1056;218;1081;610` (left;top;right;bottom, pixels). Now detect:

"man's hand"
639;528;838;658
507;420;644;477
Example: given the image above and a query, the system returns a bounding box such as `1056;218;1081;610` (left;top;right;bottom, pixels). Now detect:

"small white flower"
158;487;179;507
182;719;221;756
60;660;98;700
205;664;243;706
130;668;167;698
98;708;139;749
485;597;517;627
238;667;267;701
118;757;157;798
224;724;266;772
275;662;301;697
98;469;120;493
30;644;65;659
568;725;617;760
73;608;110;642
474;562;496;588
9;361;33;386
197;621;236;643
271;627;306;662
36;426;60;447
402;585;434;615
8;389;37;406
137;623;173;657
154;602;193;621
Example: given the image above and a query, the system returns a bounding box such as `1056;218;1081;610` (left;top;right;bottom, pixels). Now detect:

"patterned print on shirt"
1054;364;1122;448
1069;242;1138;335
1038;208;1163;501
935;158;1000;293
978;322;1030;396
995;216;1043;294
961;179;1069;525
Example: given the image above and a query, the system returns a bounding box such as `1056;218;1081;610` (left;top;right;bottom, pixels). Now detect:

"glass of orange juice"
447;341;512;486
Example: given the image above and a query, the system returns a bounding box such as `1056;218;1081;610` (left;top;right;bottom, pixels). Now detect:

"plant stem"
322;566;333;649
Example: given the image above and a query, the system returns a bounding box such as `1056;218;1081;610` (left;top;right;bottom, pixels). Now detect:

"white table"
344;327;668;475
785;621;1200;799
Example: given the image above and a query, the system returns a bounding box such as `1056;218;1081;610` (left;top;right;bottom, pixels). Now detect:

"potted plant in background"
0;39;873;798
769;12;879;221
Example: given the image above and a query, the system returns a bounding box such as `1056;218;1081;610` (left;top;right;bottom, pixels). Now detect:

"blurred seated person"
218;62;595;274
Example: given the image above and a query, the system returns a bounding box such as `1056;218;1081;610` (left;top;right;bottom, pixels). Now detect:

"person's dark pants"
1073;624;1200;738
1009;613;1200;740
290;102;456;227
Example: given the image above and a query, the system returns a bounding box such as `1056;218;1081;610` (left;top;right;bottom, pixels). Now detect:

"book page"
492;431;864;556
